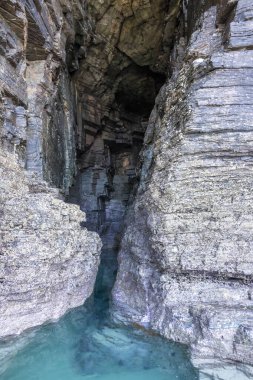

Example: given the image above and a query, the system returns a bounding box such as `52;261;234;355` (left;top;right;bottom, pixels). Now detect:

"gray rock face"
0;150;101;338
112;0;253;369
0;0;92;192
0;0;178;339
0;1;101;338
1;0;253;375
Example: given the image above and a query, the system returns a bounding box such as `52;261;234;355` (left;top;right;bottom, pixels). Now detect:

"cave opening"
66;0;181;302
68;65;166;299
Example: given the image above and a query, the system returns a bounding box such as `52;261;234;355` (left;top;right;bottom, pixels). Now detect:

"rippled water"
0;251;198;380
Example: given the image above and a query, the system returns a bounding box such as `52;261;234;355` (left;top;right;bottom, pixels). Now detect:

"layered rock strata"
68;0;180;250
0;0;93;191
0;0;101;338
0;0;180;338
1;0;253;375
113;0;253;370
68;99;146;251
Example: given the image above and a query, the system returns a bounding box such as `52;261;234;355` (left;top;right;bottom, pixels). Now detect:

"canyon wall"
0;0;101;338
112;0;253;375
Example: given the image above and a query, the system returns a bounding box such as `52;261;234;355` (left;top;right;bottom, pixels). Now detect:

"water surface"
0;251;198;380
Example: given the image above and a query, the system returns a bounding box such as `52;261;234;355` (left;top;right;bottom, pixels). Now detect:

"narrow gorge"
1;1;253;379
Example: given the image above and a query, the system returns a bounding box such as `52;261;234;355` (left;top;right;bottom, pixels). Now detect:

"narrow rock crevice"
67;0;180;252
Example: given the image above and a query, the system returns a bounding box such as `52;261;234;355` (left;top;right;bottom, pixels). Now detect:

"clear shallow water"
0;251;198;380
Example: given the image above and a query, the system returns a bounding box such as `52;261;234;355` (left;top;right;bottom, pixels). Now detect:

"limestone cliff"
112;0;253;375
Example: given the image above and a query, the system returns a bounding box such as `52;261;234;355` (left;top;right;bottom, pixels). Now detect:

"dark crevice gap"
60;66;198;380
67;63;166;316
66;0;174;319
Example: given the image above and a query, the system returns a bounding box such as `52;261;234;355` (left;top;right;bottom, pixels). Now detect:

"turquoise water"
0;252;198;380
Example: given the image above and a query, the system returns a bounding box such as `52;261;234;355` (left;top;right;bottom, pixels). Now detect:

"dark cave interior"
66;0;184;252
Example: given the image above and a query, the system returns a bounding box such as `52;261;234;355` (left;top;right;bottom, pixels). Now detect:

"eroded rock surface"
0;0;101;338
112;0;253;370
0;0;179;339
0;150;101;337
1;0;253;375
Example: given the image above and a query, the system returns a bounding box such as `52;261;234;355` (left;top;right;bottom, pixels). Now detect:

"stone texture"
0;0;102;338
0;0;92;192
75;0;180;107
68;97;145;251
0;0;179;340
1;0;253;376
194;358;253;380
0;148;101;338
112;0;253;371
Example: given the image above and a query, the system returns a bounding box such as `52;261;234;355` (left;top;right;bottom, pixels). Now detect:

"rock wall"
1;0;253;374
0;0;180;339
112;0;253;371
0;149;101;337
0;0;93;191
0;0;101;338
68;97;146;251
